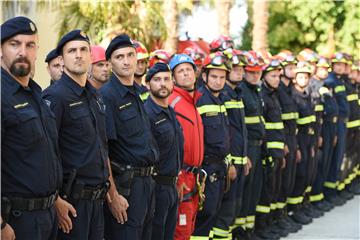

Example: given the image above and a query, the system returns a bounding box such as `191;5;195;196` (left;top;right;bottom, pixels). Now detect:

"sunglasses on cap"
284;55;296;62
189;52;205;61
232;54;246;65
221;40;234;51
150;52;170;61
209;55;232;70
246;54;265;67
264;59;281;72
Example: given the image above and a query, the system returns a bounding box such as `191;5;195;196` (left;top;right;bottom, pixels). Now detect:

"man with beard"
42;30;115;239
1;16;62;240
134;41;150;101
88;45;110;89
45;48;63;85
144;63;184;240
100;34;159;240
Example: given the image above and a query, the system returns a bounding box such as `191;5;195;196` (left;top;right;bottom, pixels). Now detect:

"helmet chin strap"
205;81;223;94
227;79;241;86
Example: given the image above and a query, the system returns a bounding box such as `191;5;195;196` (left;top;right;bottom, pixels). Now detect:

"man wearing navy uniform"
45;48;63;85
100;34;160;240
42;30;114;240
144;63;184;240
1;16;62;240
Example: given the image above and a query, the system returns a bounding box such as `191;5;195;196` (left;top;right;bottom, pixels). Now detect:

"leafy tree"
241;0;359;58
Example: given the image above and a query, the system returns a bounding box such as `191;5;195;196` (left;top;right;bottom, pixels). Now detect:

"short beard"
152;88;171;99
10;57;31;77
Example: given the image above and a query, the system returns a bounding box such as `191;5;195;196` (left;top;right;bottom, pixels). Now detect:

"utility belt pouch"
1;197;11;223
111;162;134;197
69;181;85;205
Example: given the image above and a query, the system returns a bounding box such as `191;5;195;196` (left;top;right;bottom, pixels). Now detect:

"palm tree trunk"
215;0;233;36
163;0;178;54
252;0;269;52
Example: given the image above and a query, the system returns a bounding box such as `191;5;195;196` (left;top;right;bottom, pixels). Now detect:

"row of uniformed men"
2;16;360;240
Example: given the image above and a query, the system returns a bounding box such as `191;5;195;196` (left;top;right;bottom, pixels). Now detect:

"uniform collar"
147;96;170;116
61;72;86;96
172;86;202;104
224;83;237;99
110;73;138;98
1;67;41;94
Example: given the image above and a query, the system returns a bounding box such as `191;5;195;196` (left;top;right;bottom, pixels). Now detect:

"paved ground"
283;196;360;240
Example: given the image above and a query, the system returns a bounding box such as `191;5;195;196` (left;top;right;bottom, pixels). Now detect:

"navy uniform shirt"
325;72;350;120
261;83;285;159
240;80;266;141
278;81;298;136
42;73;109;186
99;73;159;167
197;86;230;161
2;67;62;197
144;96;184;176
222;84;248;165
291;86;316;146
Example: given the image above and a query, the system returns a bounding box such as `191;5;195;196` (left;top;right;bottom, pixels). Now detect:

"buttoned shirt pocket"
15;106;44;145
69;105;93;137
117;106;142;137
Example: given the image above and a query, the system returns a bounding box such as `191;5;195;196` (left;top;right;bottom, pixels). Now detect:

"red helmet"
243;50;265;72
133;41;149;60
257;50;272;64
230;49;246;66
183;47;205;66
203;52;232;72
91;45;106;64
276;50;297;66
297;48;319;63
148;49;172;68
209;35;234;52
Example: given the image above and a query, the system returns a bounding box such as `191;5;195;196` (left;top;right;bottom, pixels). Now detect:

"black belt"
153;175;178;185
133;166;155;177
2;192;58;212
248;140;263;146
71;182;109;201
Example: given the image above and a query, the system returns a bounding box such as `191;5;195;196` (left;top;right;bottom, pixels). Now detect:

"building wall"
1;2;59;89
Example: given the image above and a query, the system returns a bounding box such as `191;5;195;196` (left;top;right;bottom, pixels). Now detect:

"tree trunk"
215;0;233;36
252;0;269;52
163;0;178;54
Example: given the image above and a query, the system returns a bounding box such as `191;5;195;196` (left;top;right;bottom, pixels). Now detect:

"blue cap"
105;34;135;60
145;62;171;82
1;16;37;42
169;54;196;71
56;29;90;54
45;49;59;63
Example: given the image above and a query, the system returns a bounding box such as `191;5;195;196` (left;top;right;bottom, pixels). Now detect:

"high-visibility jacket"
239;80;265;145
222;84;248;165
196;86;230;162
261;82;285;159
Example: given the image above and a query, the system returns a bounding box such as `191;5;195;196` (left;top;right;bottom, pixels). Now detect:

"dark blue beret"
56;29;90;54
1;16;37;42
45;49;59;63
105;34;135;60
145;62;171;82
